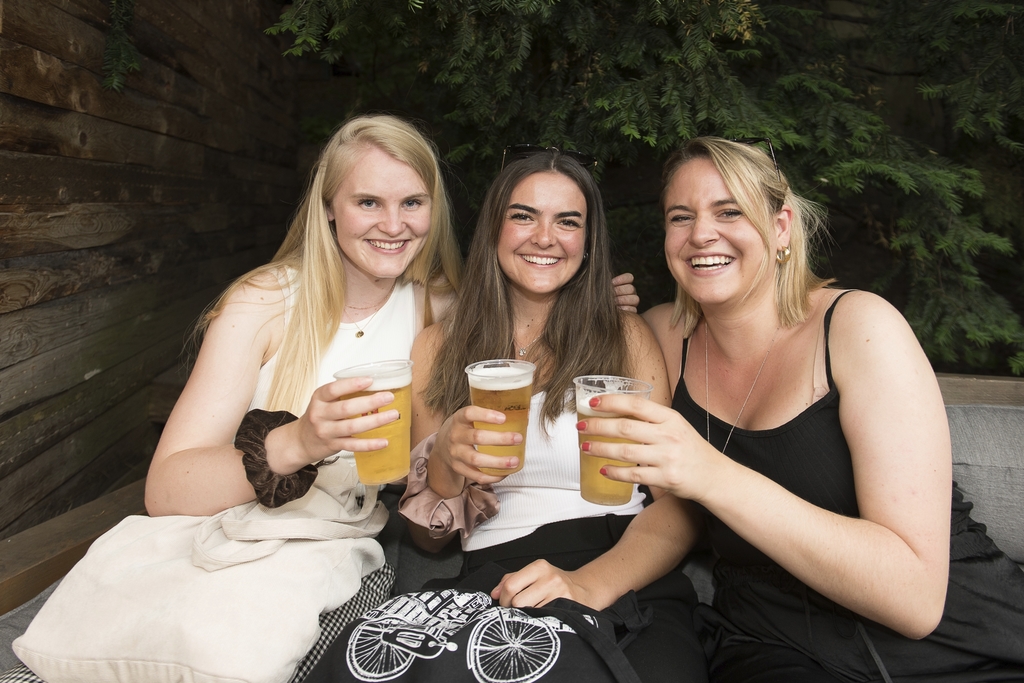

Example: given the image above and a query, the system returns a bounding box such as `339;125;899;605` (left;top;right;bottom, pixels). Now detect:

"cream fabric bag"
14;461;387;683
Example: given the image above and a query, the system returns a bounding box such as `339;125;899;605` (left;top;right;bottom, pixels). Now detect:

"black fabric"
303;564;655;683
461;514;637;575
679;293;859;567
675;292;1024;682
422;515;708;683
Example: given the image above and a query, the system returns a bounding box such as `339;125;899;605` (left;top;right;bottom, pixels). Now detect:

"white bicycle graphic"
346;590;562;683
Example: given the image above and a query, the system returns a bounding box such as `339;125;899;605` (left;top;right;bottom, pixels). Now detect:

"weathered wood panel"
0;285;224;416
0;390;151;531
136;1;294;123
0;149;294;207
0;478;147;616
0;0;301;539
1;221;281;312
0;335;182;480
0;92;205;172
0;37;238;154
1;249;274;369
0;202;289;258
937;373;1024;406
2;0;298;151
0;420;158;539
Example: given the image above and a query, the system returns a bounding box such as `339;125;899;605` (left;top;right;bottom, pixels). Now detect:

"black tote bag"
305;562;651;683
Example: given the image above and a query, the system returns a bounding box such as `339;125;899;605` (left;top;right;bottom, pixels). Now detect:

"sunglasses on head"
729;137;781;181
501;144;598;171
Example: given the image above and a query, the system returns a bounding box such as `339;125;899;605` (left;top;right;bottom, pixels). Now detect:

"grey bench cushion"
948;405;1024;564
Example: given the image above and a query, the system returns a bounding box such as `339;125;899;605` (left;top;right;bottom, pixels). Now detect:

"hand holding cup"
573;375;652;505
332;359;414;485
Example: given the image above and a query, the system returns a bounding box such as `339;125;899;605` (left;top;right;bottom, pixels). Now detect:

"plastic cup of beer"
464;359;536;476
332;359;413;485
574;375;652;506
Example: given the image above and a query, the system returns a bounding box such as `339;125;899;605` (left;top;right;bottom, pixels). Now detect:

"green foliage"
257;0;1024;375
101;0;140;92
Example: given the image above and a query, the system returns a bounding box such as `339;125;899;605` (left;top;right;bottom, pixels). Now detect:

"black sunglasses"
501;144;598;171
730;137;781;181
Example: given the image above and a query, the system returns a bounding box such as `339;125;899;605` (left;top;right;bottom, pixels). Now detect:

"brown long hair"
424;151;629;425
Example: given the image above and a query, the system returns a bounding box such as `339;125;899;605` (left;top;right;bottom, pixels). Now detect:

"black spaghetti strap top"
672;292;858;566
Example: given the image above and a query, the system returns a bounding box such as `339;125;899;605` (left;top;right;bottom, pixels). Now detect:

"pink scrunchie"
398;433;500;539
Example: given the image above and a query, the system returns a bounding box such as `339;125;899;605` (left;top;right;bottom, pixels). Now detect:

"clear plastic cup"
464;360;536;475
573;375;652;505
333;359;413;485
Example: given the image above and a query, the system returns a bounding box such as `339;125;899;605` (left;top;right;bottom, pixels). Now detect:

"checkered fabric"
0;564;396;683
0;664;36;683
289;563;396;683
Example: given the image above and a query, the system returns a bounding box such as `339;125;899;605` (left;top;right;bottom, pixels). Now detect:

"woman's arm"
493;495;701;609
492;314;704;609
642;303;684;394
410;325;527;494
589;292;951;637
404;324;522;552
147;278;402;516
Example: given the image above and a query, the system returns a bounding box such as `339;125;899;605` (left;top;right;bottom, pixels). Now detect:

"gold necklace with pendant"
349;281;396;339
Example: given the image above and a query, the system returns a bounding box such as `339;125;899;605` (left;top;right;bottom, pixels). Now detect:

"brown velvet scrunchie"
235;409;318;508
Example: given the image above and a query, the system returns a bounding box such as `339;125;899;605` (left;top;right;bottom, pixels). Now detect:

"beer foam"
362;369;412;391
466;364;534;391
576;396;616;418
334;361;412;391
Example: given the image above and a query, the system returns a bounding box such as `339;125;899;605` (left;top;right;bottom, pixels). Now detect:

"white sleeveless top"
250;269;418;414
462;391;646;552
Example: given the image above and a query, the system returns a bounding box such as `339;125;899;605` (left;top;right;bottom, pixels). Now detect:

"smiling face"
326;145;432;284
496;171;588;303
663;157;789;310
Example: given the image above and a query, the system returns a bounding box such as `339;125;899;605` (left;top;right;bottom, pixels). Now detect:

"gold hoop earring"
776;246;791;264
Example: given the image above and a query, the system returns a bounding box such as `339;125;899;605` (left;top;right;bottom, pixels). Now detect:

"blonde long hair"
661;137;830;337
203;115;462;414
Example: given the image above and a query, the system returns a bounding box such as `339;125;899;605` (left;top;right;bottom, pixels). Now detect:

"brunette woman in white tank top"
401;148;708;683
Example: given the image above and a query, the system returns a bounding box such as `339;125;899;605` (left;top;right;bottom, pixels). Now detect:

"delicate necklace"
705;320;778;454
512;330;543;358
348;281;396;338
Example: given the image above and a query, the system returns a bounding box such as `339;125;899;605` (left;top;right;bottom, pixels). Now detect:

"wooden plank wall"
0;0;301;540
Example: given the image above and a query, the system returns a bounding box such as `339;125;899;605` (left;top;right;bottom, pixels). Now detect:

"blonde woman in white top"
146;115;462;517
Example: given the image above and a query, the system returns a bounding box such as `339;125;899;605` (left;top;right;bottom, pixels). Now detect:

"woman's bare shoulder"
825;290;937;396
208;268;289;364
621;311;672;404
412;320;446;360
825;290;910;344
220;268;288;313
642;302;675;330
414;281;458;332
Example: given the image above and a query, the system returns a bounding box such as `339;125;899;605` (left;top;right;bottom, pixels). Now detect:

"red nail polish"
589;396;600;408
576;420;587;431
581;441;591;452
600;466;608;476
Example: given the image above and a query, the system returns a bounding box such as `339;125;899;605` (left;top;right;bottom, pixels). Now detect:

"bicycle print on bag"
345;589;588;683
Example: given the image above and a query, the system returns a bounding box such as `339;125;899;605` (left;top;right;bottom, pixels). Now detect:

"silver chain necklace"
705;320;779;454
512;330;543;357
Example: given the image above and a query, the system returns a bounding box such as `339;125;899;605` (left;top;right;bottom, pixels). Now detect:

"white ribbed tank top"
250;270;418;411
